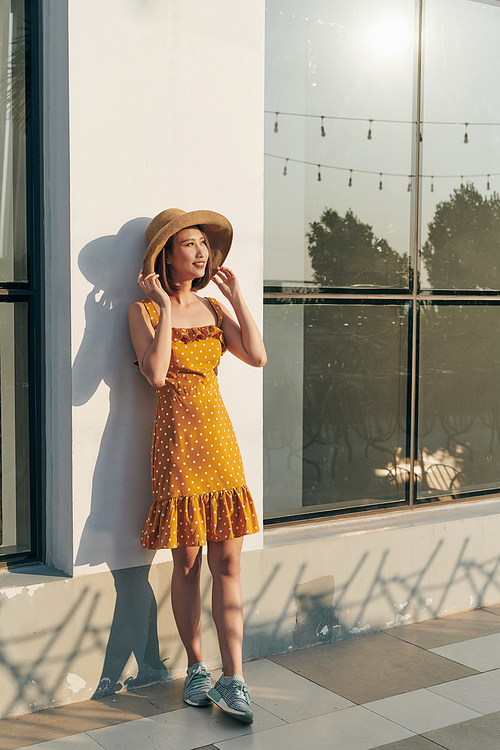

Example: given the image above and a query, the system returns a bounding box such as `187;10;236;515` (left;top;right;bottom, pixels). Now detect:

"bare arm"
128;272;172;388
210;267;267;368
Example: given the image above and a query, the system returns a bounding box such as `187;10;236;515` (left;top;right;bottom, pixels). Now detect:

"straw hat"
143;208;233;276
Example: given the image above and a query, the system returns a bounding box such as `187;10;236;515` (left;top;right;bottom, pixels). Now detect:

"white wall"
51;0;265;575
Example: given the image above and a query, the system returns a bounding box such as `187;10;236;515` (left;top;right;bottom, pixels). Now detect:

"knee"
209;552;241;579
174;551;202;581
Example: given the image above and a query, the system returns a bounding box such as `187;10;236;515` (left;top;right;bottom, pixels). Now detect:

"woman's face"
166;226;209;282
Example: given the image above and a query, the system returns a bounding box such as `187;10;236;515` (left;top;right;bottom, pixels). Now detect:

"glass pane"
418;304;500;500
0;0;27;282
264;303;409;519
265;0;415;290
0;302;30;553
264;304;304;514
420;0;500;291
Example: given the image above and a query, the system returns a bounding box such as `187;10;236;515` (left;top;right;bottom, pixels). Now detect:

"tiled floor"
2;605;500;750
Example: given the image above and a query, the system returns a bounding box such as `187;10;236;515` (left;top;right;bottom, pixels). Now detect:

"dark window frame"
263;0;500;525
0;0;44;564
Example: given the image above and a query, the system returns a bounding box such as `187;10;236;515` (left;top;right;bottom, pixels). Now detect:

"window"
264;0;500;522
0;0;42;560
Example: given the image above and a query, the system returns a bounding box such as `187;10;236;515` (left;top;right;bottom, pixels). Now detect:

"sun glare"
369;18;411;57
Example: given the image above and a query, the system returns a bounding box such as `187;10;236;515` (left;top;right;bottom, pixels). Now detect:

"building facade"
1;0;500;718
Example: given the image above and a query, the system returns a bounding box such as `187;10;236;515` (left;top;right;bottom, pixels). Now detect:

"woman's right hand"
131;272;172;388
137;271;171;309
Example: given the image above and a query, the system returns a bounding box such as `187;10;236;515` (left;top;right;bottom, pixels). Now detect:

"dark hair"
155;226;213;294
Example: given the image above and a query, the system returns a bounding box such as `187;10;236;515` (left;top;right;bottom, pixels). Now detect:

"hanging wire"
487;174;491;190
464;123;469;144
379;173;383;190
407;176;411;192
265;109;500;129
431;176;434;193
274;112;279;133
348;169;353;187
320;116;326;137
283;158;288;176
264;153;500;186
367;119;373;140
317;164;322;182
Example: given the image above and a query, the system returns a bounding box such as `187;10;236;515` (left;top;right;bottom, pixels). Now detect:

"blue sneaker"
183;662;212;707
207;674;254;724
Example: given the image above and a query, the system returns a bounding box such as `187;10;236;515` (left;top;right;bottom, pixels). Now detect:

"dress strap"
206;297;224;327
141;299;159;329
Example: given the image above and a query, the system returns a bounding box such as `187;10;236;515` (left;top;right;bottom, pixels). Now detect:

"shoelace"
188;665;210;688
233;682;251;703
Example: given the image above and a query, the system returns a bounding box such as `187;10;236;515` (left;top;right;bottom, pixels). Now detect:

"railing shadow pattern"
2;536;500;719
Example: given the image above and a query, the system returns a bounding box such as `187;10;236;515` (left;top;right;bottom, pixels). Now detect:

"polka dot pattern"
139;298;260;550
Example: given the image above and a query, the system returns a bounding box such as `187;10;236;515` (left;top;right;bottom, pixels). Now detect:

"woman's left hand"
210;266;267;368
210;266;241;301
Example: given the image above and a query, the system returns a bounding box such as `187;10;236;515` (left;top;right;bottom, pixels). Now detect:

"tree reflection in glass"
308;208;408;289
420;0;500;290
422;184;500;291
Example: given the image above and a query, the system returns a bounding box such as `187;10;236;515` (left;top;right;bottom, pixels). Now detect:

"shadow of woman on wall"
73;218;168;695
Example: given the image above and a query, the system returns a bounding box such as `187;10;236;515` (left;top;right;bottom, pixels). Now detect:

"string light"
265;154;500;192
265;109;500;130
320;116;326;137
274;112;279;133
464;124;469;144
367;120;373;140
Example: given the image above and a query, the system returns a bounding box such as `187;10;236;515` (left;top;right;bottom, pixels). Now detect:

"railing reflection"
417;305;500;499
302;305;408;508
264;302;500;516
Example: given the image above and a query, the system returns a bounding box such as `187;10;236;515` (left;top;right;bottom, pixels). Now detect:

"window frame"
263;0;500;525
0;0;44;564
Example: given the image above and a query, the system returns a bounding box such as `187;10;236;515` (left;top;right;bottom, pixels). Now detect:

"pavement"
1;603;500;750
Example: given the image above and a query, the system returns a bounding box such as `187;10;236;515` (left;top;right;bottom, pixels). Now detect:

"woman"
128;208;266;724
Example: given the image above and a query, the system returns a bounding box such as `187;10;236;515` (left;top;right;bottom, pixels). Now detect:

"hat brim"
143;210;233;277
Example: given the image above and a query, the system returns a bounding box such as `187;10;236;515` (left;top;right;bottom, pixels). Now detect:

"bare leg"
207;537;244;678
171;546;204;667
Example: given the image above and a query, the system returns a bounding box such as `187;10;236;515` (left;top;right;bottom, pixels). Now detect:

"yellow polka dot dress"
139;298;260;549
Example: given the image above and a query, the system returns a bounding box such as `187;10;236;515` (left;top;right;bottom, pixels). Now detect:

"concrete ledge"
264;495;500;547
0;565;69;594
